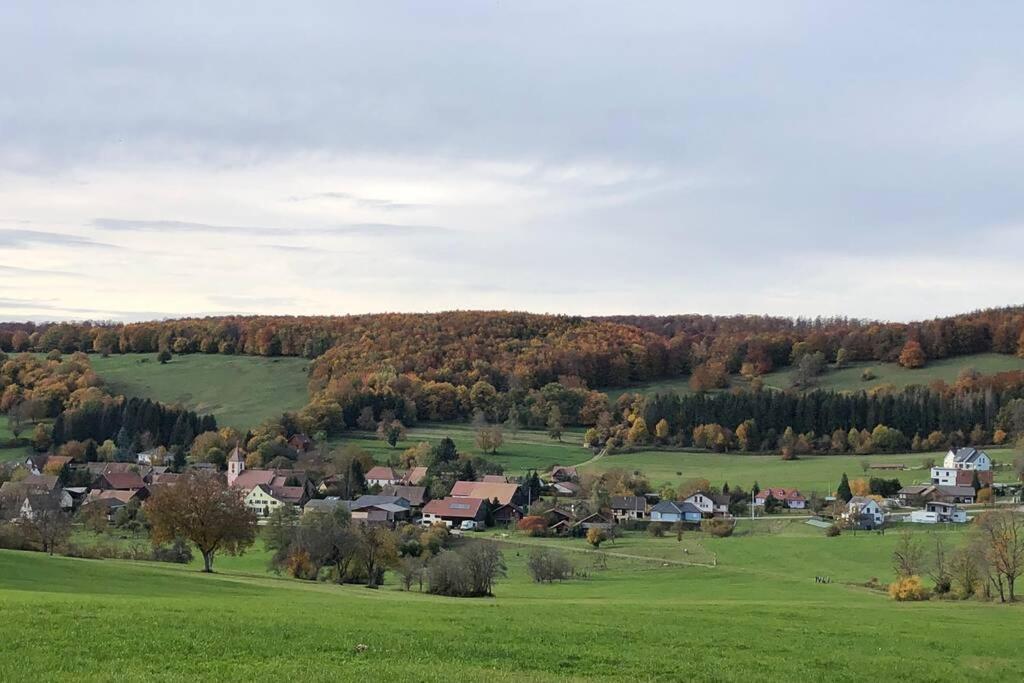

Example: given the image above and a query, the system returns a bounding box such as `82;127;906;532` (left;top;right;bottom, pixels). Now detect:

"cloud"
288;191;428;211
0;229;116;249
91;218;451;238
0;265;83;278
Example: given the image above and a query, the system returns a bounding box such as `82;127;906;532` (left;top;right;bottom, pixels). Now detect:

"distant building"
753;488;806;509
844;496;886;529
649;501;702;524
942;447;991;471
910;501;968;524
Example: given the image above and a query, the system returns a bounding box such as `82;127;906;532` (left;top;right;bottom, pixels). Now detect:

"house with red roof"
421;497;486;527
366;466;401;488
753;487;806;509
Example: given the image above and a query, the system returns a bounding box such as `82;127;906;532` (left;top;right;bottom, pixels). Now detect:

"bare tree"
927;534;950;594
892;530;926;578
974;510;1024;602
23;498;71;555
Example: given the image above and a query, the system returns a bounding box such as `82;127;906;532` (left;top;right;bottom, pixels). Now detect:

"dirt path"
575;447;608;469
492;536;717;568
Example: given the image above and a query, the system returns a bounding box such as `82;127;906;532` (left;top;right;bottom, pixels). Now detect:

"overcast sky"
2;2;1023;322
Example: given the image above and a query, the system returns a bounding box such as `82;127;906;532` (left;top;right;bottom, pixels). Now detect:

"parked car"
460;520;483;531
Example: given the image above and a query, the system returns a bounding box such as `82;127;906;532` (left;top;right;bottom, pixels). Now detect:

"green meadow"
604;351;1024;400
581;448;1021;493
89;353;311;430
2;520;1022;681
329;423;590;475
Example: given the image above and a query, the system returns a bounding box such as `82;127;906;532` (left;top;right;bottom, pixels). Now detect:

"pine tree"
722;482;730;495
970;470;981;493
837;473;853;502
751;481;760;496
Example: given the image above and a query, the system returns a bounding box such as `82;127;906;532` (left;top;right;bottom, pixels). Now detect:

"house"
228;455;315;499
380;485;428;509
683;491;731;517
942;447;991;471
350;495;411;523
931;466;993;487
844;496;886;529
92;471;146;492
421;497;486;527
85;488;144;506
649;501;703;524
896;485;936;507
244;483;310;518
1;482;71;518
450;480;524;507
933;485;976;505
610;495;648;522
288;433;313;453
303;497;349;516
402;466;428;486
574;512;614;531
490;503;523;525
549;466;579;482
551;481;580;497
910;501;968;524
753;488;806;509
365;466;401;488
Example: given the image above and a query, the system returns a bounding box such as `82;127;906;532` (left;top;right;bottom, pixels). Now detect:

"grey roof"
350;495;411;511
304;497;344;512
898;485;933;495
610;495;646;511
651;501;701;515
950;447;987;464
935;485;975;497
847;496;878;507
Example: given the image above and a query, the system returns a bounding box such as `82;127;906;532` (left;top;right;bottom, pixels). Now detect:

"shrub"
526;548;573;583
647;522;666;538
861;369;876;381
825;524;842;537
586;528;606;547
888;575;930;601
701;518;734;537
151;538;194;564
517;516;549;537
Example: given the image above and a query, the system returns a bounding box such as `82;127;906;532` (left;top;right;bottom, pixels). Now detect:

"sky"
2;1;1024;323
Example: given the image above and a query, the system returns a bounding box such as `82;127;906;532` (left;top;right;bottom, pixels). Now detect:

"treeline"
1;351;104;417
5;307;1024;394
594;375;1024;454
51;396;217;453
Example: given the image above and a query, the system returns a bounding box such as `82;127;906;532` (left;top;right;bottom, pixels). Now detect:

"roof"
573;512;613;526
42;455;73;469
403;466;428;485
230;469;276;490
935;485;976;498
651;500;702;515
549;466;579;479
96;472;145;490
87;489;138;504
422;496;485;519
610;495;646;512
847;496;880;508
898;485;934;495
481;475;511;483
926;500;959;509
755;487;805;501
450;480;520;506
365;466;398;481
227;446;245;463
381;485;427;506
21;474;60;493
950;447;987;464
351;495;411;511
955;470;993;487
552;481;580;494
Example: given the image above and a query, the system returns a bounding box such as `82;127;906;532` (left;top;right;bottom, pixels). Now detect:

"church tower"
227;446;245;486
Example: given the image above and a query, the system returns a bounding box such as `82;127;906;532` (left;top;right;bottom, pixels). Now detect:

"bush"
586;528;606;547
526;548;573;583
427;543;506;597
647;522;666;538
888;575;930;601
151;538;194;564
861;369;876;381
517;516;549;537
700;518;734;537
825;524;842;537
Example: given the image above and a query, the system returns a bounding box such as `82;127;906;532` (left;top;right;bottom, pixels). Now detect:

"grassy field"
2;520;1023;680
605;351;1024;399
581;448;1021;493
329;423;590;475
89;353;311;430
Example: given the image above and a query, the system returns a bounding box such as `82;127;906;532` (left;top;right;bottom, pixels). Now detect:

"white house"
942;447;991;471
682;491;730;517
910;501;968;524
365;466;401;488
845;496;886;529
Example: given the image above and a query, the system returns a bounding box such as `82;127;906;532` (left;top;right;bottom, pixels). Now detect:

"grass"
605;351;1024;399
88;353;311;430
581;448;1022;493
328;423;591;476
3;520;1024;680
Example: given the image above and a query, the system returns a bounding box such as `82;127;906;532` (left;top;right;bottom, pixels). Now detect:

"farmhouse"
350;495;412;523
365;466;401;488
910;501;968;524
421;497;485;527
610;495;648;522
92;471;146;492
450;480;524;507
942;447;991;471
380;485;428;509
844;496;886;529
574;512;614;531
649;501;702;524
896;485;935;506
549;466;579;482
753;488;806;509
244;484;310;518
402;467;428;486
932;485;976;505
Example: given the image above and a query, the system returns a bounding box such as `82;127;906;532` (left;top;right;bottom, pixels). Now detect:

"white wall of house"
930;467;958;486
942;451;991;471
683;493;713;515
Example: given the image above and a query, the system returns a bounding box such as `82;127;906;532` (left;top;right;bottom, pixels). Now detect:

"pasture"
89;353;311;430
329;423;590;475
580;448;1021;493
604;351;1024;399
2;520;1022;681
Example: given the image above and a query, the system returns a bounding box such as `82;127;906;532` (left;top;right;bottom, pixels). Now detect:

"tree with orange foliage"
898;340;926;369
850;478;871;497
517;516;549;537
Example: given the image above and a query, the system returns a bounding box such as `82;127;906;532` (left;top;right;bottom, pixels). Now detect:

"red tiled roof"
98;472;145;490
422;496;484;519
231;469;276;490
366;466;398;481
755;487;805;502
450;481;520;506
403;467;428;485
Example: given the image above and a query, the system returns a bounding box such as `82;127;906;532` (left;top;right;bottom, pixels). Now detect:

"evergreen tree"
722;481;730;495
837;473;853;502
751;481;760;496
457;459;477;482
970;470;982;493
